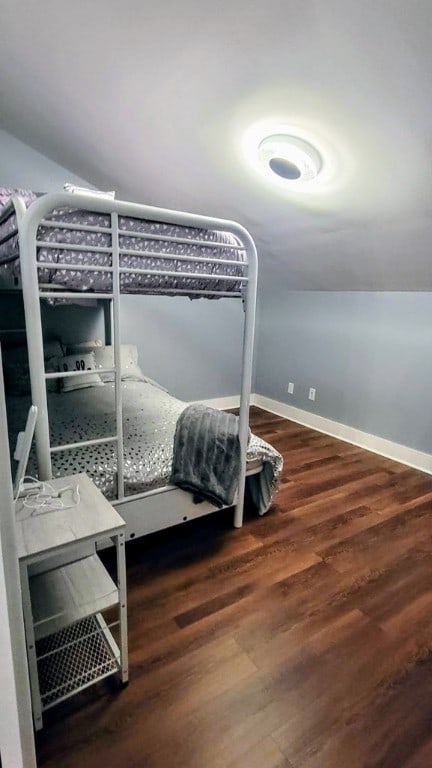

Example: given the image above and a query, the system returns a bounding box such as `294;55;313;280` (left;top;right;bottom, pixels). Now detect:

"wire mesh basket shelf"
36;614;120;709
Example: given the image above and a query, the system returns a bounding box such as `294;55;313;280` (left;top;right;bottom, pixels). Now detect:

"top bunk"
0;187;256;300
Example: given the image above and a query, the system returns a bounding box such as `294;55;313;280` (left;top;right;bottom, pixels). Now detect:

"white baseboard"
252;394;432;476
192;395;241;410
190;392;432;475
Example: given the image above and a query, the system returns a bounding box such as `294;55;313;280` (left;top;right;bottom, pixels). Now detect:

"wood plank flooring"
36;407;432;768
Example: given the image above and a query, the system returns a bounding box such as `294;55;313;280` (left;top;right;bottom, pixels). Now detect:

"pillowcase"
63;184;116;199
93;345;168;391
66;339;103;355
93;344;143;383
60;352;104;392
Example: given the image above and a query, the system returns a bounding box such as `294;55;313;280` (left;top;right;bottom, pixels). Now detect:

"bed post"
234;230;258;528
111;213;125;499
103;299;113;345
18;196;53;480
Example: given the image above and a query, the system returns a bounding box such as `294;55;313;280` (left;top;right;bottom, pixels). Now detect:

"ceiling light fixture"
258;134;322;183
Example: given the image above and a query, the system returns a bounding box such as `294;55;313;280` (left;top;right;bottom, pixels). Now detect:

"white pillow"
60;352;104;392
63;184;115;199
93;344;144;383
67;339;103;355
94;346;168;391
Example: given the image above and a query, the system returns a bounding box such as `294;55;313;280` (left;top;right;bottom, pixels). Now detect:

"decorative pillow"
93;344;143;382
60;352;104;392
63;184;115;199
93;345;167;390
66;339;103;355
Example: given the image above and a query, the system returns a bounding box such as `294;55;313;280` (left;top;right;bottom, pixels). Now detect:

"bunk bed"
0;189;283;540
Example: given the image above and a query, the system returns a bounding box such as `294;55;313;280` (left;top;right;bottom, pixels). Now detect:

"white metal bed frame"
0;192;258;540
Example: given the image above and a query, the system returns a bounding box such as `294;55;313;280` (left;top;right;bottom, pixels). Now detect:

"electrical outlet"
287;382;294;394
308;387;316;401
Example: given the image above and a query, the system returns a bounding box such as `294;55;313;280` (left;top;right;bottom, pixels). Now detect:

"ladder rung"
50;436;117;453
45;368;115;380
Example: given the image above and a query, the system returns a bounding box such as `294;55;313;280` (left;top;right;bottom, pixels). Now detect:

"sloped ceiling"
1;0;432;290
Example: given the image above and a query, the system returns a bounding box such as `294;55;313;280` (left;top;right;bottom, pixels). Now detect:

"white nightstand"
16;473;128;731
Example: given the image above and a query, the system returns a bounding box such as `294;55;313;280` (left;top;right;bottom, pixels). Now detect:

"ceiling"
1;0;432;291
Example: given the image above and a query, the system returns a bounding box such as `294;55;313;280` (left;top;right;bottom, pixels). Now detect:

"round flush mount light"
258;134;322;182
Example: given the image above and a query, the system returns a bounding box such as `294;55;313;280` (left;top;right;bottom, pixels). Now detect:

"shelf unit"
30;554;121;711
16;473;128;731
30;554;118;640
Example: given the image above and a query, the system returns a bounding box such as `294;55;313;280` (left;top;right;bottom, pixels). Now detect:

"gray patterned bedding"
7;381;283;514
0;189;247;298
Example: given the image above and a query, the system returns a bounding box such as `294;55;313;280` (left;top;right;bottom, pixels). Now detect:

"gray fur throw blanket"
170;404;249;507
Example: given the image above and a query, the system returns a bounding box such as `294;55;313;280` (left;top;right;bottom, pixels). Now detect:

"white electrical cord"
17;475;80;515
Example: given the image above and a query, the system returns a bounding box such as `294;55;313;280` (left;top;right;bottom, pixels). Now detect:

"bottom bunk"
7;375;283;539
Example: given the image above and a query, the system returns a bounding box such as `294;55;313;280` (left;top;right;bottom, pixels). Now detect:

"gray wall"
256;291;432;454
0;129;247;400
120;295;245;401
0;128;90;190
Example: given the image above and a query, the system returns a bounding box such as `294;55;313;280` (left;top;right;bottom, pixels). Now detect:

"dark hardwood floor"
36;407;432;768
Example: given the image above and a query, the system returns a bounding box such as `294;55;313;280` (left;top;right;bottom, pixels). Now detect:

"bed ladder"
24;211;125;500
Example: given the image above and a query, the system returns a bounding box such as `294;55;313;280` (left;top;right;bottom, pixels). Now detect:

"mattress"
0;190;247;298
7;381;283;513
